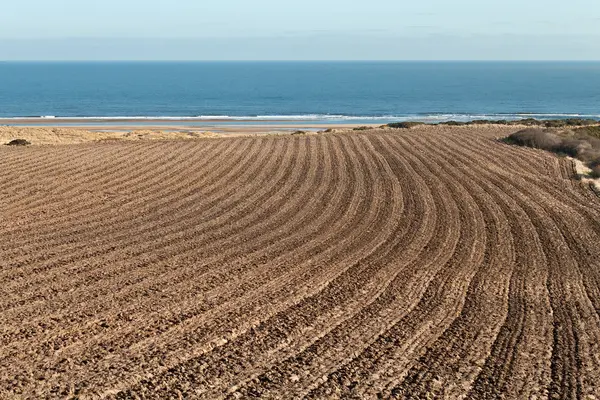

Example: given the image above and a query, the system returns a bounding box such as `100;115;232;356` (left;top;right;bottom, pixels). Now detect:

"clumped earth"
1;126;600;399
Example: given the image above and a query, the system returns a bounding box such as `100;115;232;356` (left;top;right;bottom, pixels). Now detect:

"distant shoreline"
0;117;339;123
2;115;600;130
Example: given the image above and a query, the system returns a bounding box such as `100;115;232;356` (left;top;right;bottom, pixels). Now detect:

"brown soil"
1;126;599;399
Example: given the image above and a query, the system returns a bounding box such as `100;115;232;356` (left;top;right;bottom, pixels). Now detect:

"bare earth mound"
1;126;600;399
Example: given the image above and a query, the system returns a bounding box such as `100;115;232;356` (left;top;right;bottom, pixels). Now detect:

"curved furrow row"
220;130;468;398
377;136;514;398
0;140;272;378
0;140;204;272
434;135;574;395
14;137;313;338
227;131;463;399
0;139;231;264
0;138;284;396
303;131;488;398
109;130;418;398
384;132;551;398
1;128;599;399
0;137;300;356
487;183;600;399
106;131;408;396
0;138;284;350
423;132;600;398
0;139;232;249
420;132;555;399
462;135;600;234
449;135;600;299
0;137;260;308
98;131;397;397
478;143;600;249
0;144;103;193
0;142;161;234
467;135;600;232
441;127;553;169
0;146;92;196
165;132;422;398
1;134;318;394
0;144;127;230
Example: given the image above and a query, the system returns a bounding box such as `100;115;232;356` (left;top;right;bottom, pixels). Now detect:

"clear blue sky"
1;0;599;60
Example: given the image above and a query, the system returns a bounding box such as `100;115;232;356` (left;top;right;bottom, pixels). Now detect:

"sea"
1;61;599;126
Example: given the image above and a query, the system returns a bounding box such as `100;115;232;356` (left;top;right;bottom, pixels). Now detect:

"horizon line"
3;59;600;62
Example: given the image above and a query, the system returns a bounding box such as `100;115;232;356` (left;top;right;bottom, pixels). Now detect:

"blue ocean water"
0;61;599;123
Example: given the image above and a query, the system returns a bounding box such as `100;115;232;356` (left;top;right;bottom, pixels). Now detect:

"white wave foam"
1;113;599;122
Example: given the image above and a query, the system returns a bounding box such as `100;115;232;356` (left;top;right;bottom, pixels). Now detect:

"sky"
0;0;599;60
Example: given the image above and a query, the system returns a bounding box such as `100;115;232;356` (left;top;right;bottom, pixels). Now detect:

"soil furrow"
1;126;598;399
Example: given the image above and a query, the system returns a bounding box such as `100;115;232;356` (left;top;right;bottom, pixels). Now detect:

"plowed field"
1;127;600;399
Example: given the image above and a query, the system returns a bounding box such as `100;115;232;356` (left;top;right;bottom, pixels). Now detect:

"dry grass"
387;122;425;129
504;128;562;150
575;126;600;138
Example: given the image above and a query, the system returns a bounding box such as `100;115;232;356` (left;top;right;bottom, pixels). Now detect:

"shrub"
590;158;600;178
291;130;306;135
504;129;561;150
440;121;466;126
517;118;544;126
542;120;567;128
575;126;600;138
589;138;600;150
6;139;31;146
543;118;597;128
555;138;586;157
590;157;600;172
582;150;600;164
567;118;597;126
387;122;424;129
353;126;370;131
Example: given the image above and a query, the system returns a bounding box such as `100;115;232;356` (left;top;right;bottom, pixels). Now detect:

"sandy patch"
572;157;600;192
0;126;224;145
